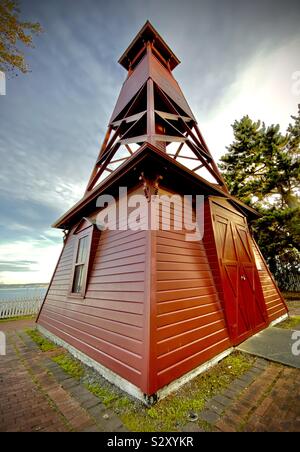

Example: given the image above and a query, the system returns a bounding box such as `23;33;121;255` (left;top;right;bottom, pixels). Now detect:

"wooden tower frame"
37;22;288;403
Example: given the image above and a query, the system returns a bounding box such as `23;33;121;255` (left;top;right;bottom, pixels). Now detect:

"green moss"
85;382;132;411
275;315;300;330
84;351;254;432
147;407;159;419
23;327;254;432
86;382;120;406
52;354;84;380
26;328;58;351
0;315;35;323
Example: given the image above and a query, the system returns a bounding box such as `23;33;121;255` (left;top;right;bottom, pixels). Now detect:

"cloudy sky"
0;0;299;284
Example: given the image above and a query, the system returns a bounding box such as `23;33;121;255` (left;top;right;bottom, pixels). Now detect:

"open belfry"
37;21;288;402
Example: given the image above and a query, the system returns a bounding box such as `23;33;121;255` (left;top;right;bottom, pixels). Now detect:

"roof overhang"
53;143;260;229
118;21;180;71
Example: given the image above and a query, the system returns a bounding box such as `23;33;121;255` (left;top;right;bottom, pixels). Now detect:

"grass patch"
26;328;58;352
24;328;253;431
84;351;254;432
0;315;35;323
275;315;300;330
86;382;131;409
52;354;84;380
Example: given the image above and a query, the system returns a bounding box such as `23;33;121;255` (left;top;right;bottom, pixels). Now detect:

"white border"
269;313;289;327
38;314;288;404
0;71;5;95
37;324;233;404
37;325;145;402
156;347;233;401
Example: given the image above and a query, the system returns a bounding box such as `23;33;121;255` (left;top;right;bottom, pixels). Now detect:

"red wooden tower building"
37;22;288;402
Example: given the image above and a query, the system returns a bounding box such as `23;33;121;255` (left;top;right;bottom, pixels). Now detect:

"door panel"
235;226;253;263
211;199;268;344
237;264;253;339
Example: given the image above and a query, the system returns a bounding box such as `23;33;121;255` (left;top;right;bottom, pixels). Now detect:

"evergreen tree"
219;106;300;291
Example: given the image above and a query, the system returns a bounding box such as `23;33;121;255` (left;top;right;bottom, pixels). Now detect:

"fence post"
0;297;44;319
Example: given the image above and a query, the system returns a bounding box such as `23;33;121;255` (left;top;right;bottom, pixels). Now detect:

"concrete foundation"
38;317;288;404
37;324;145;402
37;324;234;405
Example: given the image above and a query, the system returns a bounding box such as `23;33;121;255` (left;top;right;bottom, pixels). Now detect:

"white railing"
0;297;44;319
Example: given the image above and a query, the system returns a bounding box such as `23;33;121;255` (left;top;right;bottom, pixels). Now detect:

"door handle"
241;275;246;281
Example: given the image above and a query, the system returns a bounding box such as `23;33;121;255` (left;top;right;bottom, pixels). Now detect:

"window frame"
69;226;93;298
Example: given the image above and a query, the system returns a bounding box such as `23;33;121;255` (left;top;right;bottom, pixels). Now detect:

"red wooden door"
211;199;268;345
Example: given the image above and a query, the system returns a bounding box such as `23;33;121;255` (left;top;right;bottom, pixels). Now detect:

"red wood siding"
110;51;194;123
154;190;231;391
251;239;288;322
38;187;286;397
38;190;147;391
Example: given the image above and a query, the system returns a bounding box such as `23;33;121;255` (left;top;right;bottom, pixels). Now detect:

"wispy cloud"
0;0;299;283
200;36;300;159
0;239;62;284
0;260;38;272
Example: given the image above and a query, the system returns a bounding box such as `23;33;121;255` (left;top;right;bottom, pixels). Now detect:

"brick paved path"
0;318;35;332
0;322;299;432
215;361;300;432
0;329;126;432
287;300;300;316
0;337;68;432
184;359;300;432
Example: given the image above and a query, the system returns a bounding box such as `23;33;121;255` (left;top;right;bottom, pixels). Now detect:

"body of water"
0;287;47;301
